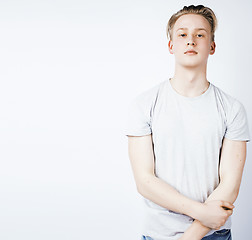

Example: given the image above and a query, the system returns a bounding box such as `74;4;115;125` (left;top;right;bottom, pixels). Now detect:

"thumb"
221;201;235;210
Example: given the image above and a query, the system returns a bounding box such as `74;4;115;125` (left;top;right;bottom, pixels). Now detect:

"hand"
195;200;234;230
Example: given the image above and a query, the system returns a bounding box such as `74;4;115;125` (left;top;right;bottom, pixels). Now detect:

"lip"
184;50;198;54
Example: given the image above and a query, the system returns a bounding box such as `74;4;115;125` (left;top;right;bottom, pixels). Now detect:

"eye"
179;33;204;37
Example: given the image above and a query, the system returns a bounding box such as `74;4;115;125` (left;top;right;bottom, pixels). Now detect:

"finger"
221;201;234;209
222;206;233;210
227;209;233;216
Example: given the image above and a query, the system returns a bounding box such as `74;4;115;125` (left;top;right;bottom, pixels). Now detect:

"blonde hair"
166;5;218;42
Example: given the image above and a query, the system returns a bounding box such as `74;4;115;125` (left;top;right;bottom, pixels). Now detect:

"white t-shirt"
125;78;250;240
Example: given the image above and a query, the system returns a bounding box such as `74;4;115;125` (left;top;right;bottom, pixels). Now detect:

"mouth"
185;50;198;55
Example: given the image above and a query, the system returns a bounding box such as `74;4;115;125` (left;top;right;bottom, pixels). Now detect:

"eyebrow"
176;27;208;32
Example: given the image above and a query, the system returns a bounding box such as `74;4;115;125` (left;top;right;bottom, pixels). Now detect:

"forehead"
174;14;211;32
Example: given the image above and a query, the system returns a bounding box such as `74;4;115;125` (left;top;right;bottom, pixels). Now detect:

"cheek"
202;42;212;52
172;39;184;51
174;37;184;44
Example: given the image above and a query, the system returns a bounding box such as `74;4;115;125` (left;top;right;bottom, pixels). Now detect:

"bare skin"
166;13;246;239
128;135;234;233
167;13;216;98
128;13;248;240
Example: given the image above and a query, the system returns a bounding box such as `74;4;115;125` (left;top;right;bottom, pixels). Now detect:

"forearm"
182;181;238;240
205;180;238;204
137;174;202;219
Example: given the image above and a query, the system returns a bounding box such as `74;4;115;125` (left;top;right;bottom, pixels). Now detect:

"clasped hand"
178;200;234;240
197;200;234;230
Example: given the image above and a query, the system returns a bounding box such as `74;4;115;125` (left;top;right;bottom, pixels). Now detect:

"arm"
127;134;233;222
180;137;247;240
128;134;201;217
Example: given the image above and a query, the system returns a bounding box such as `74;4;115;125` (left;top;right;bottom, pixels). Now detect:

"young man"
125;5;250;240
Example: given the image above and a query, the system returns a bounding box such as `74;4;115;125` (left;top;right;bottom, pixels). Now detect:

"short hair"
166;5;218;42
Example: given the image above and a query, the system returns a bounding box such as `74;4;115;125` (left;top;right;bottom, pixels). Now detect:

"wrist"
186;201;204;220
181;227;203;240
182;219;211;240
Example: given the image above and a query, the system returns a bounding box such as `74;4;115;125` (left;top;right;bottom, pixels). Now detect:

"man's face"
168;14;216;68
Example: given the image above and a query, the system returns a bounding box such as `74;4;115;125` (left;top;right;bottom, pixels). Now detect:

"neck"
170;66;209;97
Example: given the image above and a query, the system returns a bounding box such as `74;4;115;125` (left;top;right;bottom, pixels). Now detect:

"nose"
187;35;196;46
187;42;195;46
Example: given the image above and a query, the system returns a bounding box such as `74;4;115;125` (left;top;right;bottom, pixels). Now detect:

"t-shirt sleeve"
125;95;152;137
224;99;250;142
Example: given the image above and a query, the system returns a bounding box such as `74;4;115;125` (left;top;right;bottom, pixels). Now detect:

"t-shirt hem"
224;135;250;142
125;131;152;137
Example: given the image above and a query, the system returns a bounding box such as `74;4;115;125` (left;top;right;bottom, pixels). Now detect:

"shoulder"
130;79;167;107
211;83;248;126
125;79;167;136
211;83;237;104
211;83;244;110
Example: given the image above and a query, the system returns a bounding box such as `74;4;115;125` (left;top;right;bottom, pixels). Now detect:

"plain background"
0;0;251;239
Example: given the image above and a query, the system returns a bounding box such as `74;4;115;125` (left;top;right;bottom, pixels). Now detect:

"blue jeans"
202;229;232;240
141;229;232;240
141;237;153;240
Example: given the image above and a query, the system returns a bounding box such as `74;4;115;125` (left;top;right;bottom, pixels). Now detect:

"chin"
180;62;201;68
180;58;205;67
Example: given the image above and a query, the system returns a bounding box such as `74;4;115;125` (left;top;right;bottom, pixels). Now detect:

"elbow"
136;184;143;195
220;179;240;202
135;174;155;196
229;188;239;203
233;187;240;201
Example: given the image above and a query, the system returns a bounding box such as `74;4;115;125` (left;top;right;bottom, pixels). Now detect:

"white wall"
0;0;251;239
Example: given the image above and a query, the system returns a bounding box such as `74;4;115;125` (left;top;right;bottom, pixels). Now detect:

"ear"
168;40;174;54
210;41;216;55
